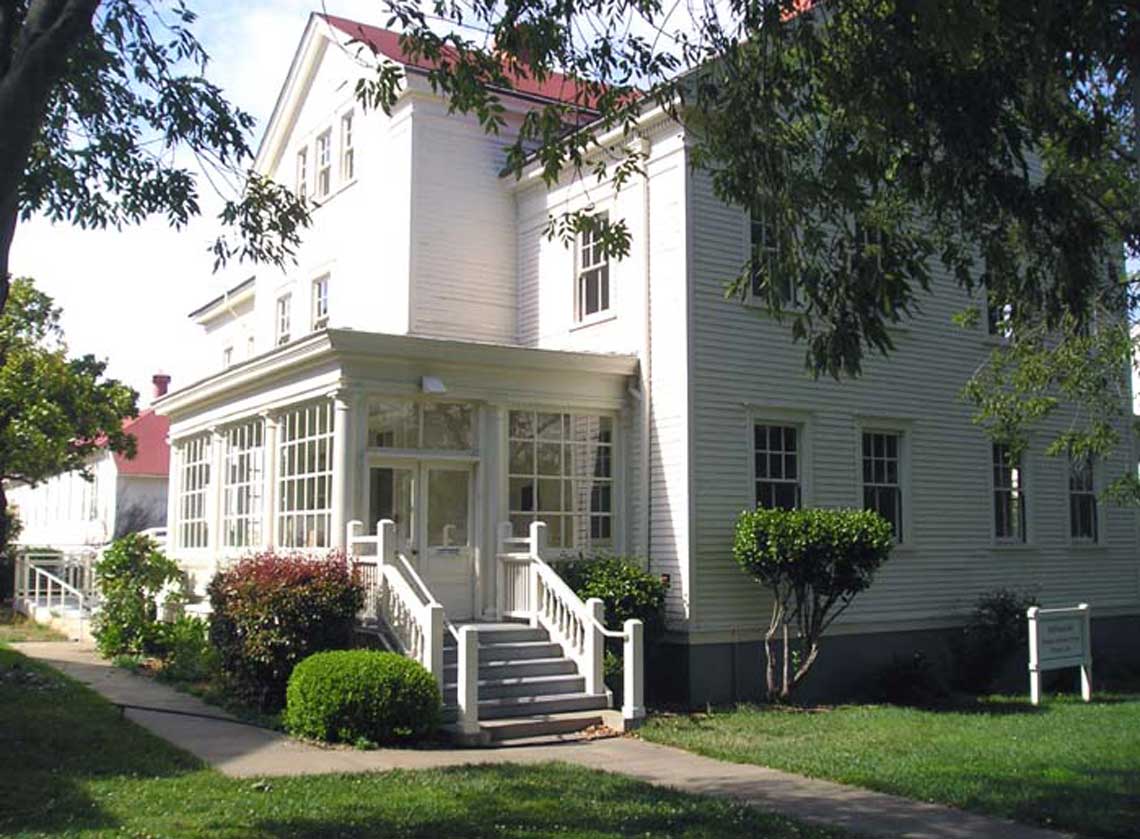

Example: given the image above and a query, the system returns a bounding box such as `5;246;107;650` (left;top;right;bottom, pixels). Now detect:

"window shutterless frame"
856;423;910;544
574;212;612;324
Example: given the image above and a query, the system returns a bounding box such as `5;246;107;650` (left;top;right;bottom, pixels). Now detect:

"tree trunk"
0;0;103;316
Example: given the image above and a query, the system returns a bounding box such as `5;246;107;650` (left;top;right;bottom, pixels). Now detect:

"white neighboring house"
9;374;172;549
156;12;1140;718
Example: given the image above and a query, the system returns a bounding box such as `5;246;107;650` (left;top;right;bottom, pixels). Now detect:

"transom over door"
368;461;475;619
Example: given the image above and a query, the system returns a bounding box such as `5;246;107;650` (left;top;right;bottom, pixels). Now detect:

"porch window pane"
507;410;615;551
422;403;474;449
176;434;211;549
367;399;476;450
277;401;334;549
367;400;417;448
222;419;264;548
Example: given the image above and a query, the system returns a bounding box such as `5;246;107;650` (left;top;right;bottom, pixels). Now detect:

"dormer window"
316;129;332;198
576;213;610;321
276;294;292;346
340;111;354;181
311;275;329;331
296;148;308;199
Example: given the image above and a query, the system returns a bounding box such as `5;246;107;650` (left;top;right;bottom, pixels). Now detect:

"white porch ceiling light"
421;375;447;394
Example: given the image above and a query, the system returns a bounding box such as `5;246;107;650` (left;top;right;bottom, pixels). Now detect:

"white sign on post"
1027;603;1092;705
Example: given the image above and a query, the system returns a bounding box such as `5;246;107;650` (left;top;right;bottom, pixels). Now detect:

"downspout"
640;138;653;568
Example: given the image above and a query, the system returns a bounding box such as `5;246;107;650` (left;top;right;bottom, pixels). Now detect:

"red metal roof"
320;14;603;110
113;409;170;477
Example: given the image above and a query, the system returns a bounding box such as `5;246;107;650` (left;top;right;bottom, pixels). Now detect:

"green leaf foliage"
92;534;182;658
733;508;892;598
0;278;138;552
284;650;441;745
207;552;364;712
551;555;666;642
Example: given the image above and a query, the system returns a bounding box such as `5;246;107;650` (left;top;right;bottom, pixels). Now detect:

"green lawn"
641;697;1140;838
0;647;849;839
0;605;66;642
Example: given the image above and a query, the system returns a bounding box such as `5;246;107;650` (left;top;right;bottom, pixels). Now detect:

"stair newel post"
622;619;646;723
584;597;606;696
527;521;547;628
496;521;512;617
346;520;362;556
457;625;480;734
425;604;445;694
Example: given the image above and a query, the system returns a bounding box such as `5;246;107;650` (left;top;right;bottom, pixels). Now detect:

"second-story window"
340;111;354;181
750;206;796;305
222;346;233;369
295;148;308;199
316;129;332;198
576;213;610;321
276;294;292;346
311;275;329;330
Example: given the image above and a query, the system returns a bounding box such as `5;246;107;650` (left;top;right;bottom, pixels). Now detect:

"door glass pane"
367;400;418;448
427;469;469;547
369;467;414;549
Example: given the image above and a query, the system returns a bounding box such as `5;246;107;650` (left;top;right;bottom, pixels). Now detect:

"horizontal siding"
686;168;1140;636
410;105;517;344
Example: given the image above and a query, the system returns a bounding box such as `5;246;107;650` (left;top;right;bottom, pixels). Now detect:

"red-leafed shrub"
207;552;364;711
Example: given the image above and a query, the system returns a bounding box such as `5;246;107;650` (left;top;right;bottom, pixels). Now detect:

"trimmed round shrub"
284;650;441;745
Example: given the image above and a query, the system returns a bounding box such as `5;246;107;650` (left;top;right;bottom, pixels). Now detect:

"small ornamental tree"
733;508;893;701
92;533;182;658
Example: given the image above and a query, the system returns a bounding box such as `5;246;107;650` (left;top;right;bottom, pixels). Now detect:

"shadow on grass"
250;763;844;839
0;648;200;836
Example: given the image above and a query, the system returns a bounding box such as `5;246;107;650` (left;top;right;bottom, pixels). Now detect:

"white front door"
368;461;476;619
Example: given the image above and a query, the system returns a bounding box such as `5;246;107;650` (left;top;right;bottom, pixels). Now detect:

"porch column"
331;391;352;550
261;412;279;550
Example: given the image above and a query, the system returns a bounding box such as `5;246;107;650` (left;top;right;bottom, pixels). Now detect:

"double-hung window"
222;346;233;369
992;443;1027;543
295;148;308;199
754;424;801;509
316;129;332;197
987;300;1015;338
340;111;355;181
749;206;795;305
311;275;329;330
862;431;904;541
576;213;610;321
1069;455;1098;543
276;294;292;345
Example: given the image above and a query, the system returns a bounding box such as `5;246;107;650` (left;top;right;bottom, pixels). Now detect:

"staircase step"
468;626;549;644
479;711;608;742
477;641;564;663
476;691;609;720
444;657;578;681
443;673;586;701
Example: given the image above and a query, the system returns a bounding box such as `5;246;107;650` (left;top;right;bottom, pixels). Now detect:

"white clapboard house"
156;13;1140;732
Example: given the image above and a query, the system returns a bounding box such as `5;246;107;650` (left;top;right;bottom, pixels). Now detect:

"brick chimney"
152;373;171;399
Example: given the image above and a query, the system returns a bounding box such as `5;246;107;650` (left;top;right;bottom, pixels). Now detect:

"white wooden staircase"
348;519;645;745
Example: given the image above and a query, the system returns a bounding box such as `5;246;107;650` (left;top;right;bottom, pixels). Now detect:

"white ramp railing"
496;521;645;723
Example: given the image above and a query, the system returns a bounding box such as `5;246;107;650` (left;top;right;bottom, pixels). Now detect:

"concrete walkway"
15;641;1069;839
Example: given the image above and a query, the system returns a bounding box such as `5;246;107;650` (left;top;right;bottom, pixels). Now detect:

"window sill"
310;178;357;210
1068;541;1108;551
992;541;1038;551
571;313;617;332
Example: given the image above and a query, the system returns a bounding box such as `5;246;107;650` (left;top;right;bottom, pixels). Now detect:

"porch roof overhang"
155;329;639;432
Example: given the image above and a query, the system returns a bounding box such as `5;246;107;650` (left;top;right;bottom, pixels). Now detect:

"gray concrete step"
443;673;586;702
443;656;578;681
479;710;608;742
477;641;564;663
476;691;609;720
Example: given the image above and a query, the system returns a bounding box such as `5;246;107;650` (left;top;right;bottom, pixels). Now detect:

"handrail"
395;551;437;607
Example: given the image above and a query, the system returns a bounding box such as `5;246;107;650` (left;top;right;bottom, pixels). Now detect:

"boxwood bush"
207;552;363;711
284;650;441;745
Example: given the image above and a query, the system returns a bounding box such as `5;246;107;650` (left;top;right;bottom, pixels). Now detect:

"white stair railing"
346;520;448;699
499;521;646;723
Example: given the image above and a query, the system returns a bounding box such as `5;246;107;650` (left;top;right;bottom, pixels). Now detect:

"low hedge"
207;552;363;711
284;650;441;745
